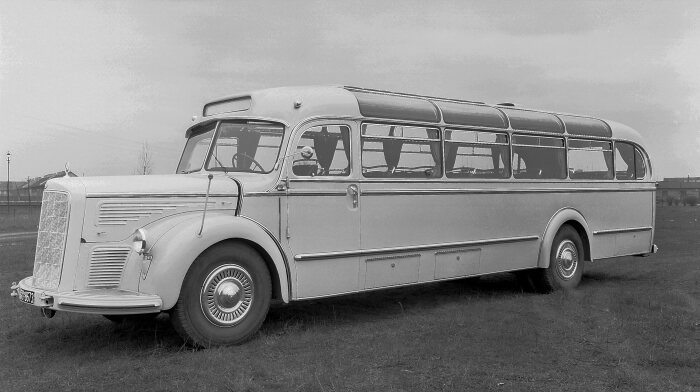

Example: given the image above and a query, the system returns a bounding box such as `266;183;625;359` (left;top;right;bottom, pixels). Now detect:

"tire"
529;225;584;293
170;242;271;347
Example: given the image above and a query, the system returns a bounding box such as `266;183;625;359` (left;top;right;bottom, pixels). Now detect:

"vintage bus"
11;86;657;347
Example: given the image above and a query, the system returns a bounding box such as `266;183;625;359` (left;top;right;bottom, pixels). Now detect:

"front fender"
538;207;592;268
139;212;290;309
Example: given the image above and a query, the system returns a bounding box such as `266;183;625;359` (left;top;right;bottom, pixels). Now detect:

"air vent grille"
87;247;131;288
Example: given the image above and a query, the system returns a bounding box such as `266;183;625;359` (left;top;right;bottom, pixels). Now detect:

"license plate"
18;288;34;305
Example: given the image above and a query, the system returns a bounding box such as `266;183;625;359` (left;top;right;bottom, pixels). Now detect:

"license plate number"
18;288;34;304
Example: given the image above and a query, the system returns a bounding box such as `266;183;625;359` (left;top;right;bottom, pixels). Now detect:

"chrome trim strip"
58;303;160;310
294;235;539;261
245;187;654;198
245;192;276;197
286;178;656;184
287;191;348;197
86;193;234;198
592;226;653;235
284;177;656;185
365;253;421;262
362;187;654;196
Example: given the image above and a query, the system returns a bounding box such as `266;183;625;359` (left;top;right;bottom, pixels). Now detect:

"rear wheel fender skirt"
139;213;289;309
538;208;592;268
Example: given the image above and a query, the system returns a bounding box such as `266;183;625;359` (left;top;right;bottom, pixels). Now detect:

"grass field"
0;207;698;391
0;205;40;234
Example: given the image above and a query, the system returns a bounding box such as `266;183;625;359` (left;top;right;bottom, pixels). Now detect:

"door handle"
347;184;359;208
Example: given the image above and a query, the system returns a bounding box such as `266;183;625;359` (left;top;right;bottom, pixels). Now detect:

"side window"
361;123;441;178
634;147;646;179
292;125;350;177
445;129;510;179
512;135;566;179
567;139;613;180
615;142;646;180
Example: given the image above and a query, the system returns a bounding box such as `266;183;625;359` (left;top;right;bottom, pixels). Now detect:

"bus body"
11;86;656;346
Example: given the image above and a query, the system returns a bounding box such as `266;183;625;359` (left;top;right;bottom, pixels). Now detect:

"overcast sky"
1;0;699;179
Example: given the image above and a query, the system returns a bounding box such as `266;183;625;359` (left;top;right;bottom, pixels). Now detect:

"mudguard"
138;212;290;309
538;207;592;268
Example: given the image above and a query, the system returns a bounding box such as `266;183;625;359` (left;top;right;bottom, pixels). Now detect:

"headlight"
132;228;147;254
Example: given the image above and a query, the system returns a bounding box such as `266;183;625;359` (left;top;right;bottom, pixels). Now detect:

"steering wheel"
231;152;265;172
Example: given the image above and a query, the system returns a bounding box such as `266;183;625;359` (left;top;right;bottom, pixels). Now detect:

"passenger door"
285;122;361;299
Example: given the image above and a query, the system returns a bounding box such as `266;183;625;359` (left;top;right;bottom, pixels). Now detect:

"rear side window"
512;135;566;179
444;129;510;179
567;139;613;180
615;142;646;180
361;124;442;178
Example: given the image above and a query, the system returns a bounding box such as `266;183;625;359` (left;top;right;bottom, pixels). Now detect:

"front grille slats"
87;247;131;288
32;191;71;290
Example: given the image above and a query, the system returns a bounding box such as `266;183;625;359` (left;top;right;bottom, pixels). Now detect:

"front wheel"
170;242;271;347
529;225;584;293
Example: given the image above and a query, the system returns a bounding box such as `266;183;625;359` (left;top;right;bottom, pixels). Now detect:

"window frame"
288;122;354;180
443;128;511;180
613;140;649;181
360;122;443;180
204;120;287;174
511;133;567;180
566;138;614;181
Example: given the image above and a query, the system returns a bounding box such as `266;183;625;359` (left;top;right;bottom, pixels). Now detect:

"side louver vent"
87;247;131;288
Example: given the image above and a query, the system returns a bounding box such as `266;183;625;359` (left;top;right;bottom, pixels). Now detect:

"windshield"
177;120;286;174
205;121;285;174
177;122;217;173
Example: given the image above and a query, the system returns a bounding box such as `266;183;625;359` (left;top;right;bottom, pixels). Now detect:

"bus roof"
190;86;643;144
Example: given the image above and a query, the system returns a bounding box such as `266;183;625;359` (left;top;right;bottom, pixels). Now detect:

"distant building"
657;176;700;205
0;170;78;203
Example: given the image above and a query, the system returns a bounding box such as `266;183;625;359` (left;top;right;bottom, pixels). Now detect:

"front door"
285;122;360;299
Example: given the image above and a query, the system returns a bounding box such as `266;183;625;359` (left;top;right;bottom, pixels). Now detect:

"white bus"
12;86;656;347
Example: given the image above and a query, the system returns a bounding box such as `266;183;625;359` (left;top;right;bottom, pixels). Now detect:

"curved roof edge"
604;120;645;145
192;85;643;143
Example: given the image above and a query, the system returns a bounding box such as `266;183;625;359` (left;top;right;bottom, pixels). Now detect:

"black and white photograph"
1;1;698;391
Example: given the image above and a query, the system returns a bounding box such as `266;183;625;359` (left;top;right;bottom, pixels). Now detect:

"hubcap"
200;264;254;326
555;240;579;280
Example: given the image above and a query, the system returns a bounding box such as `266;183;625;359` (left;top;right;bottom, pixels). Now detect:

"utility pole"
27;176;31;216
6;151;10;216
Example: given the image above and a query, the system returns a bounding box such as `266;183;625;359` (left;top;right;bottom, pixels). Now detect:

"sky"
1;0;699;180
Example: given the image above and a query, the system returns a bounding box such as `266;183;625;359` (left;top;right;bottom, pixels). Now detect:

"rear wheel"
529;225;584;293
170;242;271;347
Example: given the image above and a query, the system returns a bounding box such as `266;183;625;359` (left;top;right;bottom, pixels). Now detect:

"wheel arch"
139;213;290;309
538;207;592;268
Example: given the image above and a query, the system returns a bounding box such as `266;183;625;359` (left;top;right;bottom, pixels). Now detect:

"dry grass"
0;207;698;391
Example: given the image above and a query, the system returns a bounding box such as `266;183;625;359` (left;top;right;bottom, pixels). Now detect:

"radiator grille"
32;191;71;290
87;247;131;288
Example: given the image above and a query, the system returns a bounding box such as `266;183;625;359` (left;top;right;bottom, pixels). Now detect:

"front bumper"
10;277;162;315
